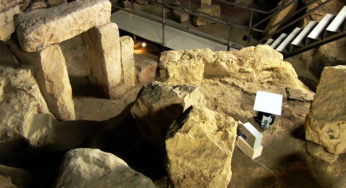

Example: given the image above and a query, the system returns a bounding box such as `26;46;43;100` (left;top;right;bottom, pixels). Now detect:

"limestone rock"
0;175;17;188
0;5;21;42
60;35;89;78
166;106;237;187
305;65;346;154
306;142;339;164
0;0;19;12
83;22;122;98
0;164;35;187
120;36;136;90
54;148;156;188
157;49;213;85
7;40;75;120
192;5;221;26
264;0;298;36
135;54;157;84
0;5;20;27
14;0;111;52
131;81;206;150
158;45;314;133
0;46;56;148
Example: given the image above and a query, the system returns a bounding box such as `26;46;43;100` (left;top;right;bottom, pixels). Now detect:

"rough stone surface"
157;49;210;86
60;34;89;78
264;0;298;36
0;43;55;148
0;175;17;188
0;5;20;27
131;81;206;150
200;0;212;8
306;142;339;164
192;5;221;26
0;5;21;41
120;36;136;89
135;54;157;84
166;105;237;187
158;45;314;133
0;0;19;12
14;0;111;52
7;41;75;120
83;22;122;97
305;65;346;154
54;148;156;188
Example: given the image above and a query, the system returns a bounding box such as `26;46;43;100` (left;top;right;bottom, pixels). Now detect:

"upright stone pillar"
83;22;122;97
120;36;136;90
32;45;75;120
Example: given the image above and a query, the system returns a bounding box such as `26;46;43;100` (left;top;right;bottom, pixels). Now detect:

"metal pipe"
227;27;232;51
284;31;346;58
161;4;165;46
247;9;254;45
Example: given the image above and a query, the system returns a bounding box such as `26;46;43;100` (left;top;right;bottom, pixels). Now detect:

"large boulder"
157;45;314;133
131;81;205;150
305;65;346;155
54;148;156;188
166;105;237;187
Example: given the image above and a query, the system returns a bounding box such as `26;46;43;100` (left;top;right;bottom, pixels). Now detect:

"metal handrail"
115;0;335;51
255;0;334;44
112;6;244;50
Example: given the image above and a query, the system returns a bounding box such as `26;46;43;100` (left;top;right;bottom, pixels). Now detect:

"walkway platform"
111;10;233;51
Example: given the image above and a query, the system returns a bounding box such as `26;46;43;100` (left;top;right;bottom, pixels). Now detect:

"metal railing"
114;0;336;51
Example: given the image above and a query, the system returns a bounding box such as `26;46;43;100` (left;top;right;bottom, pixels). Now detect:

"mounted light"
141;42;147;48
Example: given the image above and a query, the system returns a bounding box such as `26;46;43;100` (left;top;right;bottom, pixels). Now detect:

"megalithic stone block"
83;22;122;98
120;36;136;90
33;45;76;120
14;0;111;52
7;41;75;120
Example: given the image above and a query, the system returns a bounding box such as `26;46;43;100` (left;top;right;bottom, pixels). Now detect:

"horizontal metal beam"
284;31;346;58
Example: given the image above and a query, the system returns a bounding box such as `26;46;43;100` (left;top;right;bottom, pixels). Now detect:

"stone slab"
7;40;75;120
14;0;111;52
120;36;136;89
83;22;122;97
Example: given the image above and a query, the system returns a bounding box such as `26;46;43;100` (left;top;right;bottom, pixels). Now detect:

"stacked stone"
13;0;136;120
0;0;21;41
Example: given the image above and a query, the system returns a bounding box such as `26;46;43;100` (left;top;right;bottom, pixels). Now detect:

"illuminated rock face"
165;106;237;188
29;45;76;120
14;0;111;52
158;45;314;132
83;23;122;98
54;148;156;188
0;1;21;42
131;81;206;151
305;65;346;155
